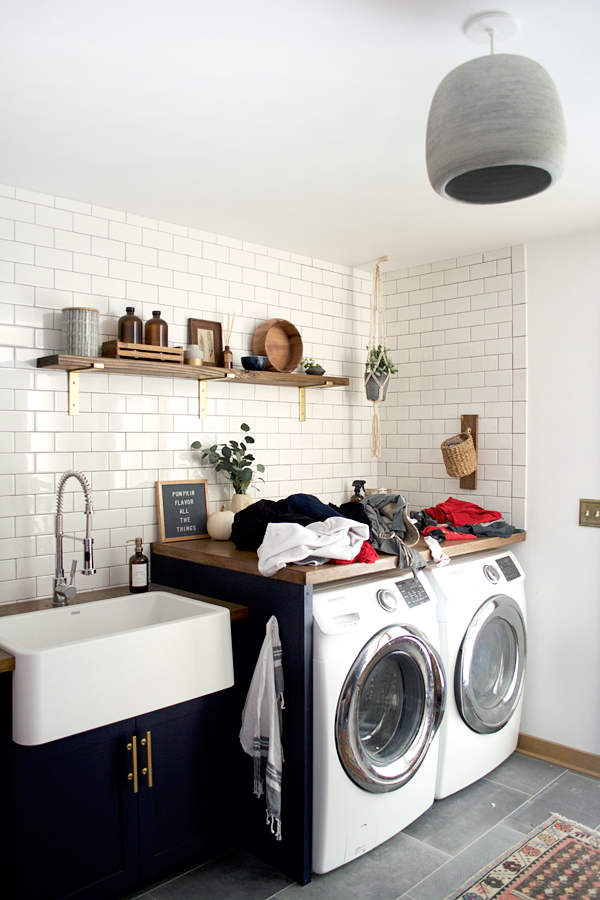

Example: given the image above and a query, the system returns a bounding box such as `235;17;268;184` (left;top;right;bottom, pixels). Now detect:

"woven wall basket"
441;432;477;478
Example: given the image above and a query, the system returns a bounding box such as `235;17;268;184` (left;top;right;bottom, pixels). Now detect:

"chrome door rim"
455;594;526;735
336;625;445;794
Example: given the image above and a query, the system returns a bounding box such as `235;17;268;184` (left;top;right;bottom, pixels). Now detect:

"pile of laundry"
409;497;522;567
414;497;523;541
230;493;522;577
230;492;424;577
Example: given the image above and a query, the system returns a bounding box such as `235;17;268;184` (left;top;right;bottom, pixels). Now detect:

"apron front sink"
0;591;234;745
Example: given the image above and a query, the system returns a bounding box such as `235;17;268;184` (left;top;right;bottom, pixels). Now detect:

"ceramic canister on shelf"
62;307;99;357
184;344;204;366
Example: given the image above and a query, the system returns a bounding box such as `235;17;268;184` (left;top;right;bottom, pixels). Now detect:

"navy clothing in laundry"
336;501;370;525
230;494;343;553
286;493;340;520
450;521;524;539
230;499;318;552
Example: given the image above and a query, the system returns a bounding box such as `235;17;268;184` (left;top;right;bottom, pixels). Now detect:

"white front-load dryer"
423;550;526;800
312;570;445;875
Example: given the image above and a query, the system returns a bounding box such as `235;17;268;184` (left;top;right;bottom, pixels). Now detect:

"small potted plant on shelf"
191;423;265;513
364;345;397;402
300;356;326;376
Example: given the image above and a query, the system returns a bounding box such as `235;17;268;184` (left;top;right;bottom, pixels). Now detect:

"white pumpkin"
207;506;235;541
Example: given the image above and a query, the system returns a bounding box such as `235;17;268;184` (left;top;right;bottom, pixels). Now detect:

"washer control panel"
495;555;521;581
395;576;431;608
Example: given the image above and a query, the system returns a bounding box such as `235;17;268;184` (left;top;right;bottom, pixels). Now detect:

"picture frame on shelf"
187;318;224;368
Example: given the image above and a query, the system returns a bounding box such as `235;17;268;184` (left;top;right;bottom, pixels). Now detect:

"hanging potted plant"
364;344;397;402
191;423;265;513
365;255;394;457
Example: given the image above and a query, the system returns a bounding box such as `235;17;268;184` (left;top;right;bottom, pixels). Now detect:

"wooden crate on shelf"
101;341;184;363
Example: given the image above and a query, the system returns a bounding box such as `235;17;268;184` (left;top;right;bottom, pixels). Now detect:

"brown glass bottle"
128;537;149;593
118;307;143;344
145;310;168;346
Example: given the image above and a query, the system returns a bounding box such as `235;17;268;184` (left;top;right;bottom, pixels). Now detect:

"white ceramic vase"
230;493;253;514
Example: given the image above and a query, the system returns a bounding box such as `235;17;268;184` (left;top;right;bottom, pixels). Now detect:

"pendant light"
426;12;567;204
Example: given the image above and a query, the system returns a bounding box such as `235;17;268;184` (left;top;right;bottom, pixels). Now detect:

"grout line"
482;776;535;796
270;885;297;898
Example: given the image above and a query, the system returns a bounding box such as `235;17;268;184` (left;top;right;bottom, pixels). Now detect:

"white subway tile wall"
0;184;527;603
0;185;378;602
380;246;526;526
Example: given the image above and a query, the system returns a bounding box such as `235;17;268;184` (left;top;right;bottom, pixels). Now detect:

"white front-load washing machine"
312;569;446;874
423;550;526;800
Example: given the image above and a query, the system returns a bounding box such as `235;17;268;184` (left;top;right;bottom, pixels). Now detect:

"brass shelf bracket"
299;381;334;422
67;363;105;416
198;372;235;418
199;381;207;418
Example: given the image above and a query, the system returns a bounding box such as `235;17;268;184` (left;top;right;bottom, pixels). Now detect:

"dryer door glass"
336;626;445;793
455;595;526;735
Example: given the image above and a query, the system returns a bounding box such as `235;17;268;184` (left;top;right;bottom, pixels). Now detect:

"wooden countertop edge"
151;530;526;585
0;651;14;673
0;584;249;674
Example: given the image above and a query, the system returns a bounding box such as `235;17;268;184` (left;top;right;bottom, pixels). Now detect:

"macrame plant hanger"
366;255;390;458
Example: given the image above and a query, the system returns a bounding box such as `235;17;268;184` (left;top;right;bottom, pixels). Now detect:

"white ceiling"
2;0;599;269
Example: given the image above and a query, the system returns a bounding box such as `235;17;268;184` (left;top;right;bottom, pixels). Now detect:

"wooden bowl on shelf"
252;319;303;373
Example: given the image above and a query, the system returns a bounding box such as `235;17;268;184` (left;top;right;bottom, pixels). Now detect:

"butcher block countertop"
0;583;249;675
151;530;526;586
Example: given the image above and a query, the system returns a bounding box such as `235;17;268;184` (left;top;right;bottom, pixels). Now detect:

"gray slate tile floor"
128;753;600;900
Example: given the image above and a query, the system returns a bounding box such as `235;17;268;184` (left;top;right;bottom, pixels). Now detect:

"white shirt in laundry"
257;517;370;577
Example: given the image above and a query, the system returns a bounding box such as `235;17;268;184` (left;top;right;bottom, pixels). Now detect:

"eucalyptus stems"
191;423;265;495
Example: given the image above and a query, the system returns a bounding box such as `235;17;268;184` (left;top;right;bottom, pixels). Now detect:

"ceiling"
2;0;599;270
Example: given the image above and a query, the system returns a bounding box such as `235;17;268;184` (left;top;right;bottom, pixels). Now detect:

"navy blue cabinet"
10;689;236;900
151;552;314;886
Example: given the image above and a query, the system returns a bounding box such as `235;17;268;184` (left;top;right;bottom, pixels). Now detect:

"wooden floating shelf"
36;354;349;419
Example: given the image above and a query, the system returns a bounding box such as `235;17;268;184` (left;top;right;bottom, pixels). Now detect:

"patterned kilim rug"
446;815;600;899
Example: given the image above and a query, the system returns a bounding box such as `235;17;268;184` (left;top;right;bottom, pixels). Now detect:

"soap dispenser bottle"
127;538;149;593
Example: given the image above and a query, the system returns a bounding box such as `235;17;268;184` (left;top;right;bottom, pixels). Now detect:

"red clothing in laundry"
333;540;379;565
424;498;502;526
422;525;477;541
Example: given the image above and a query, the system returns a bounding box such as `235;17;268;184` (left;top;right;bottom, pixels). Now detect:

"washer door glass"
336;626;445;793
455;595;526;735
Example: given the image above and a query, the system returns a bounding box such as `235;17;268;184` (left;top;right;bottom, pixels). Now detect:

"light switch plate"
579;499;600;526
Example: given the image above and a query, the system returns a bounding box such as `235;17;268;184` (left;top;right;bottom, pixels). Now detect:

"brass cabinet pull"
145;731;153;787
129;735;139;793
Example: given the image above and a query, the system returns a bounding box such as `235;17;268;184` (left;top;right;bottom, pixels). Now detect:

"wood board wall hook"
459;414;478;490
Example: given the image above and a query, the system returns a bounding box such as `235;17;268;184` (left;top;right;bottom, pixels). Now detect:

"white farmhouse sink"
0;591;234;746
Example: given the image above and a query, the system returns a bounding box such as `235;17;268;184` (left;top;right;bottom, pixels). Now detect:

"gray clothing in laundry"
361;494;426;573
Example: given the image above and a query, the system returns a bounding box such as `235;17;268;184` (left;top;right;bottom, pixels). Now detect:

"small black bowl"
241;356;269;371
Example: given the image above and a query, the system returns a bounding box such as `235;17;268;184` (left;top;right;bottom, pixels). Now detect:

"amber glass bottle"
128;537;149;593
118;307;143;343
145;310;168;346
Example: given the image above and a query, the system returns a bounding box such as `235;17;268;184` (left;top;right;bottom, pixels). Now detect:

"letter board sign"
155;479;209;542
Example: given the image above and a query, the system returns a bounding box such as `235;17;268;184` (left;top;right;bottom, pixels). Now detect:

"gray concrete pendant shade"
426;54;567;204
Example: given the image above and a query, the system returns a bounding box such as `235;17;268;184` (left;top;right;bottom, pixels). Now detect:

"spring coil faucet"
54;470;96;606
